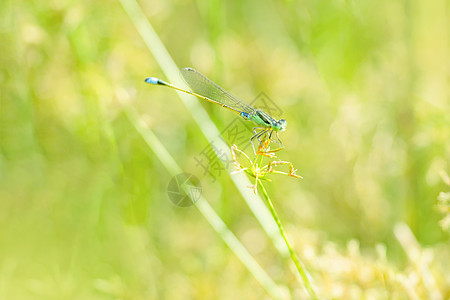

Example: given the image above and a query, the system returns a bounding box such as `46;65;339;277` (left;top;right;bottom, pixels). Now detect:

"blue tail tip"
145;77;159;84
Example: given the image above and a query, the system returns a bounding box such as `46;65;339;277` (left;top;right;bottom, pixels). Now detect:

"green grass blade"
125;107;286;299
118;0;289;257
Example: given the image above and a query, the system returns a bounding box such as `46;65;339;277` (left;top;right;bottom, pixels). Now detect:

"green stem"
257;179;318;299
254;150;264;167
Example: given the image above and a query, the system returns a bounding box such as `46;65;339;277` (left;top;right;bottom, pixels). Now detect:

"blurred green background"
1;0;449;299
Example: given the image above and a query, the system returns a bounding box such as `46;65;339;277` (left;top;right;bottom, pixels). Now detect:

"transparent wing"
181;68;255;114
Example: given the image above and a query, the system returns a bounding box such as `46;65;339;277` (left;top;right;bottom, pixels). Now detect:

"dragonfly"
145;68;287;152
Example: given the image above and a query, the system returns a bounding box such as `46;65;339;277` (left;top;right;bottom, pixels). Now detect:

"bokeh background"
1;0;449;299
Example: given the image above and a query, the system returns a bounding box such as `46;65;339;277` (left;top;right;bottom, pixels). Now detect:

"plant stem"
257;179;318;299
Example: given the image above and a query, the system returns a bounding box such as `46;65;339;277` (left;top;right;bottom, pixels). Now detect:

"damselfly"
145;68;287;152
